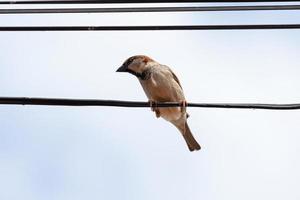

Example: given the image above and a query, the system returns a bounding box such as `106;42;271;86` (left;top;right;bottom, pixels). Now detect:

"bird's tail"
175;121;201;151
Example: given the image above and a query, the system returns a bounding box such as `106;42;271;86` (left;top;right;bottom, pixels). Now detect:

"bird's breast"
139;73;185;122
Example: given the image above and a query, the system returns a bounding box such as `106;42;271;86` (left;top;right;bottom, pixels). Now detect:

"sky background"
1;1;300;200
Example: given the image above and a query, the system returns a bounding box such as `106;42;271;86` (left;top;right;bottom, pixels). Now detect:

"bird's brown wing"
165;66;182;89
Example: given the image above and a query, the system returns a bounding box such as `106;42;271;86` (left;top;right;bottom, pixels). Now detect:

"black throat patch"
128;69;151;80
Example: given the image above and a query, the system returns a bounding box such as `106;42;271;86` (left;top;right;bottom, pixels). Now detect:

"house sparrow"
116;55;201;151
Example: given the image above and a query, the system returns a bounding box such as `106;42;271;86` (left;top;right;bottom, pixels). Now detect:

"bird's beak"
116;65;127;72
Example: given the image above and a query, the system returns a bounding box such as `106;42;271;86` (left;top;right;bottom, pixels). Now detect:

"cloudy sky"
1;2;300;200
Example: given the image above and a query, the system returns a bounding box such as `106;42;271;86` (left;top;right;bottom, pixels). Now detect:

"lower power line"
1;97;300;110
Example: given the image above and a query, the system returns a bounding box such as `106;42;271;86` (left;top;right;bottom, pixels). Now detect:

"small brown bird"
116;55;201;151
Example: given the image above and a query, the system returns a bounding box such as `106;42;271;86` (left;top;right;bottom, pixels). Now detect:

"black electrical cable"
0;24;300;31
1;97;300;110
1;5;300;14
1;0;300;4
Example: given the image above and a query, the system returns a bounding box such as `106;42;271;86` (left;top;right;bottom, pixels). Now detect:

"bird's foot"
155;110;161;118
149;100;161;118
148;100;157;112
180;100;187;112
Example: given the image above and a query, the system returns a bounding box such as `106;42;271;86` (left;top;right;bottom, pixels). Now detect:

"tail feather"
183;122;201;151
173;121;201;151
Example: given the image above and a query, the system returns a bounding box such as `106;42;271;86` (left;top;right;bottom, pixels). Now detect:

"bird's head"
116;55;154;79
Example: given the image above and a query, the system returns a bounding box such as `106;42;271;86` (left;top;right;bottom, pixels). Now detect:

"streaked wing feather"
164;66;182;89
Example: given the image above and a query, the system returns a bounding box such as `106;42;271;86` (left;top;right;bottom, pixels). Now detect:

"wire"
0;24;300;31
2;5;300;14
1;0;300;5
1;97;300;110
2;0;300;4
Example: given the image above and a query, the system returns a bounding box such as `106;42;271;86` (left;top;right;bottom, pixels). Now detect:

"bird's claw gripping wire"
180;100;187;112
149;100;157;112
149;100;161;118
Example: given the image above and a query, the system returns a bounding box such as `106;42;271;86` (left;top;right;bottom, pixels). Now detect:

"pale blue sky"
1;2;300;200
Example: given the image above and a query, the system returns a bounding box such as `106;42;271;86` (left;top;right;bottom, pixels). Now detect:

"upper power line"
1;0;300;4
1;5;300;14
1;24;300;31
